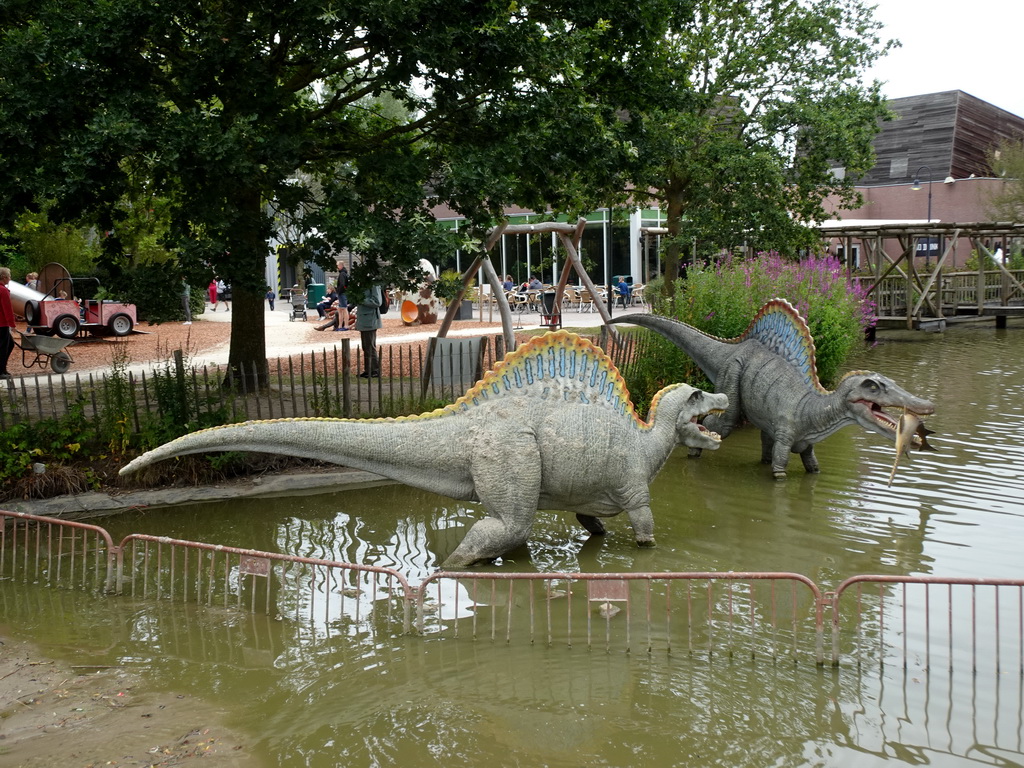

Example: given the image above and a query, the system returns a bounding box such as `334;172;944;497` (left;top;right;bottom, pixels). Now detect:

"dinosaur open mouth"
864;402;899;431
858;401;930;432
693;419;722;440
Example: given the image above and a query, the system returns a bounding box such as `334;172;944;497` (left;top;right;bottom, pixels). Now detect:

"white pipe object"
7;280;48;316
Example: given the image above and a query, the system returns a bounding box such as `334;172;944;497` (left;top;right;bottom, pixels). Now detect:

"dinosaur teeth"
694;423;722;440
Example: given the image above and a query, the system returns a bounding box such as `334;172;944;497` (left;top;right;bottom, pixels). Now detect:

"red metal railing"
416;570;825;660
4;509;1024;669
116;533;417;638
0;510;116;592
829;574;1024;669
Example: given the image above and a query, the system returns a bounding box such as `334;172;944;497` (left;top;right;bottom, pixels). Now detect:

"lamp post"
911;165;933;268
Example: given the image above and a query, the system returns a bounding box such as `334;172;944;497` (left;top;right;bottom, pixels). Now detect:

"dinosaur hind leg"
440;517;532;569
576;514;606;536
799;445;820;474
760;431;774;464
441;436;540;569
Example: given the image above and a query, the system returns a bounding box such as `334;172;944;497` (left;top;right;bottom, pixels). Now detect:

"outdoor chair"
578;289;595;313
561;287;581;312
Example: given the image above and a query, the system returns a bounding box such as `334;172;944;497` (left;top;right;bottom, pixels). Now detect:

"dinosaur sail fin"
452;331;641;423
737;299;825;393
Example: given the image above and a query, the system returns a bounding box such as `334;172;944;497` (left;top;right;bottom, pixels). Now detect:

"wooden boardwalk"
825;221;1024;331
862;267;1024;331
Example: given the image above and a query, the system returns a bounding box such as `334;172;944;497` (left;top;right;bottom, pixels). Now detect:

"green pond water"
3;321;1024;767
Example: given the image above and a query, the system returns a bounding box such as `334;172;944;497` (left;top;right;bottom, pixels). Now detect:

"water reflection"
5;578;1021;767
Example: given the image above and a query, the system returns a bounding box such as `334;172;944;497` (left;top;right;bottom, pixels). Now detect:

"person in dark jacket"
354;285;383;377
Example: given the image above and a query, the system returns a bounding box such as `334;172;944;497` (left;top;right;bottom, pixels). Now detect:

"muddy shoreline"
2;465;392;521
1;467;390;766
0;634;260;767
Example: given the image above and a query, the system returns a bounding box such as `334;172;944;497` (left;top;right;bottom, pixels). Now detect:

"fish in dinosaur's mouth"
888;408;939;485
864;401;902;430
857;401;936;450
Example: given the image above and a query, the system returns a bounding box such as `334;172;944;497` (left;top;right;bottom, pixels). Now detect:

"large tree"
987;139;1024;221
0;0;673;379
622;0;893;289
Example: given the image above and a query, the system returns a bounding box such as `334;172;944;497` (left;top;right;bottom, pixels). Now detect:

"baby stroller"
289;289;309;321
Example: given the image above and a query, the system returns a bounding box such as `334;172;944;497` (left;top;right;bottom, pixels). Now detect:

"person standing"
265;286;276;311
335;266;350;327
208;278;219;309
354;284;383;378
181;280;193;325
616;276;631;308
337;264;349;294
216;278;230;311
0;267;16;379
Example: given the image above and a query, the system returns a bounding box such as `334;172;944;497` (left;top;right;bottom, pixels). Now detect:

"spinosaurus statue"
120;331;727;568
611;299;935;479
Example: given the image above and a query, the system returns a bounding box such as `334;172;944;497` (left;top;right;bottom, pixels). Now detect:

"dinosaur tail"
609;313;726;387
119;418;376;476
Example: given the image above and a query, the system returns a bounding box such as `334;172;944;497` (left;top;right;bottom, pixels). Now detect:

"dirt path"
0;634;259;767
7;304;514;379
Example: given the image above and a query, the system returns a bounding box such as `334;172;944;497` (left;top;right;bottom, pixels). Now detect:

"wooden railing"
854;268;1024;318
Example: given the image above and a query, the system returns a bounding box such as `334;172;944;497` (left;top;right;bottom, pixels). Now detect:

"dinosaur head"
838;371;935;444
672;385;728;451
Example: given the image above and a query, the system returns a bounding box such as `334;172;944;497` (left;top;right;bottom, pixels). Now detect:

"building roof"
856;90;1024;187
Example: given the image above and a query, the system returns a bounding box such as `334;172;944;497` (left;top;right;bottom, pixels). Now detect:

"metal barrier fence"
0;512;116;593
4;510;1022;669
116;533;416;641
832;574;1024;672
415;570;825;660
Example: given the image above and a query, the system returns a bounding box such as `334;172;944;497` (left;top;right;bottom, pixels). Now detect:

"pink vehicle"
12;276;137;339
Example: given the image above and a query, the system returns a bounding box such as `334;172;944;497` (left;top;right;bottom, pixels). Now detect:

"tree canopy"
987;139;1024;221
0;0;893;372
0;0;674;376
620;0;893;287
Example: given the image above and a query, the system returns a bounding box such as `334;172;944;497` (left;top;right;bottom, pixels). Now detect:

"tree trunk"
662;183;686;298
227;285;268;390
225;187;269;391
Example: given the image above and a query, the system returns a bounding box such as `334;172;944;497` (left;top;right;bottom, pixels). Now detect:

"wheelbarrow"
13;330;76;374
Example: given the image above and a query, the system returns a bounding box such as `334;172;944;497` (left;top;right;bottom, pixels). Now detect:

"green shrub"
13;212;100;275
0;404;101;500
964;247;1024;271
104;262;199;324
432;269;464;303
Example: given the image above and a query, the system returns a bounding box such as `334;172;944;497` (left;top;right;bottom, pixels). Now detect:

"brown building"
825;90;1024;268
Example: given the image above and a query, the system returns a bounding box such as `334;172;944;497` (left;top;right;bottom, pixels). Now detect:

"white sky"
865;0;1024;118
